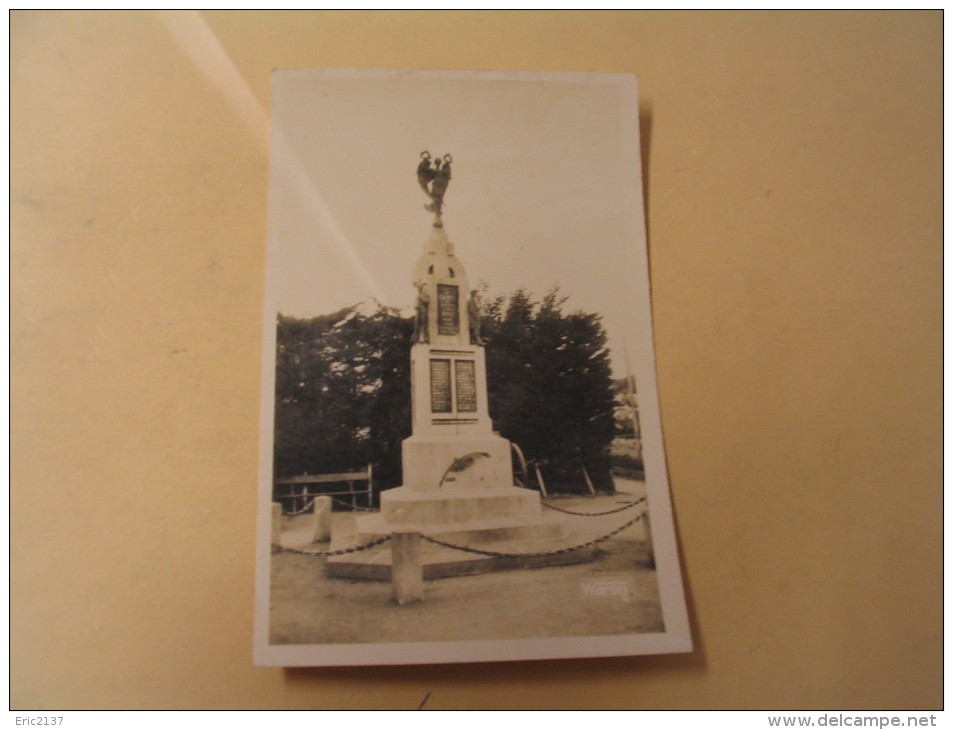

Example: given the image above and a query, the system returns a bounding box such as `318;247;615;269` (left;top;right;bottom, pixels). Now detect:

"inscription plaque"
455;360;477;412
430;359;452;413
437;284;459;336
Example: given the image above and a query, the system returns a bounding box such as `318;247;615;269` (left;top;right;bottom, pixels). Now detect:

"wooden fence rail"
274;465;374;512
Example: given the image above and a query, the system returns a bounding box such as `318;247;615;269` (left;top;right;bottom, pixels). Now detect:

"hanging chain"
272;535;391;557
279;495;378;515
419;511;644;559
283;497;316;516
328;495;379;512
542;495;646;517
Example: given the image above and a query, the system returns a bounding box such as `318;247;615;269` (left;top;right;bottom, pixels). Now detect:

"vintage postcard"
254;69;691;666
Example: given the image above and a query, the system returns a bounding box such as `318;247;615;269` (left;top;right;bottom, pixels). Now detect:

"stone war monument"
327;153;594;580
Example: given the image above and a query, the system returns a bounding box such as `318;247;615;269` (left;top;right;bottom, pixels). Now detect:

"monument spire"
328;153;582;581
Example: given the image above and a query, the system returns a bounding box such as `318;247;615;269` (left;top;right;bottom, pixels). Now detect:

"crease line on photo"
156;9;386;303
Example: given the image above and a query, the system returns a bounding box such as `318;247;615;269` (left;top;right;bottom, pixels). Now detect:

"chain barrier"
542;495;646;517
328;495;379;512
286;495;645;518
281;495;378;516
283;497;316;516
273;535;391;557
276;494;647;559
420;511;644;559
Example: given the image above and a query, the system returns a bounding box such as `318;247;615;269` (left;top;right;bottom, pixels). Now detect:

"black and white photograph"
254;69;691;666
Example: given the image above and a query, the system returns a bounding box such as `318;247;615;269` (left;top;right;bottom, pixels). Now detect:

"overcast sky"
265;69;652;379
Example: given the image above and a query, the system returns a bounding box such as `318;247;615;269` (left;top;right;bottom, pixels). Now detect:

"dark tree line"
273;305;411;490
273;288;618;495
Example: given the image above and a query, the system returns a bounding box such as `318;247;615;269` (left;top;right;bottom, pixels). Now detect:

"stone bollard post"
271;503;282;547
391;531;423;605
312;496;332;543
642;508;655;568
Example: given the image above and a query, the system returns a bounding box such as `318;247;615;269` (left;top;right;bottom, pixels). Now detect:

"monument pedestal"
400;431;512;493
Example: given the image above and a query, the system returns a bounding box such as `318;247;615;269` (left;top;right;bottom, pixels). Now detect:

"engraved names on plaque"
437;284;459;336
430;359;452;413
455;360;477;412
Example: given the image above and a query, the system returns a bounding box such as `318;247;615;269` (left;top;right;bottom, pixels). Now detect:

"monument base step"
355;512;567;546
325;484;597;580
325;524;597;581
379;484;541;524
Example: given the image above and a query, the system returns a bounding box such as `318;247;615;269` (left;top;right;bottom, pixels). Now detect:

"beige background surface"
11;10;942;710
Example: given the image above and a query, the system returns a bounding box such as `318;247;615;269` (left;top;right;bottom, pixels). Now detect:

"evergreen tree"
272;306;411;490
483;288;617;493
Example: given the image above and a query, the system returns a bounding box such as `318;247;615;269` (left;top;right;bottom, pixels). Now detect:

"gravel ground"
269;479;662;645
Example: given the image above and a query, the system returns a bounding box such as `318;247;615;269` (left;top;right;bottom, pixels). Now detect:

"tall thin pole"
623;340;642;461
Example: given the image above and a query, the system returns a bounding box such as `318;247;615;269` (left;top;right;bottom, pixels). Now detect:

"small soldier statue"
413;282;431;344
468;289;482;345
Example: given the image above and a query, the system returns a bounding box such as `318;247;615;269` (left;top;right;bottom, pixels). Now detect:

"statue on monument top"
417;151;452;222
